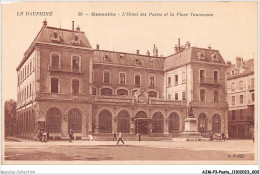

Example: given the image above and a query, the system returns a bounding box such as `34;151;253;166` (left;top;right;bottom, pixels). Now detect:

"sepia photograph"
1;0;258;174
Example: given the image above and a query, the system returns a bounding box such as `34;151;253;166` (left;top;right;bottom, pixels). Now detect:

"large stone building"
15;20;228;140
226;57;255;139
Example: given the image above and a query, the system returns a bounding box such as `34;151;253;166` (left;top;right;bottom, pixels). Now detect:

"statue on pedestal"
187;102;195;118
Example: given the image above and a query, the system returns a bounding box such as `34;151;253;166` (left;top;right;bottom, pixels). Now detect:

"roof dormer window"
197;51;205;61
50;31;61;43
71;34;80;46
211;52;219;62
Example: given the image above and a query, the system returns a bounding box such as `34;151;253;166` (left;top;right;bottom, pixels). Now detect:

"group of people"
37;130;49;143
209;130;226;141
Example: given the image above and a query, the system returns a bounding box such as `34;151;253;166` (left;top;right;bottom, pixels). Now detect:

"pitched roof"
164;47;225;70
227;58;254;79
17;26;92;70
93;50;165;70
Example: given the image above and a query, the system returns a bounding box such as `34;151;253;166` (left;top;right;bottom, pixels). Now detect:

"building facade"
227;57;255;139
15;20;229;140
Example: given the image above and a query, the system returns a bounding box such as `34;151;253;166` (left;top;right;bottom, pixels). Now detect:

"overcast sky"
2;1;258;103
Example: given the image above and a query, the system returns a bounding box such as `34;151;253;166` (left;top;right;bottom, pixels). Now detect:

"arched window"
117;89;128;96
152;112;164;133
148;91;157;98
68;108;82;133
46;108;62;133
168;112;179;133
198;113;207;133
117;110;130;133
99;110;112;133
101;88;113;96
212;114;221;133
136;111;148;118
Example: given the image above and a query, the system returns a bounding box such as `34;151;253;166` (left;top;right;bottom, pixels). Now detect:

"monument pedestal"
172;117;210;142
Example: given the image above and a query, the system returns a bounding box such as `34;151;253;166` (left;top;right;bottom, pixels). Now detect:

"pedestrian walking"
138;132;141;141
42;131;47;143
69;129;73;143
210;130;214;141
117;132;124;145
37;130;42;142
221;132;226;141
113;131;117;141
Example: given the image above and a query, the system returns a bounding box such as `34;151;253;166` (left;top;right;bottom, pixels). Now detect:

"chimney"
227;61;231;65
146;50;150;56
136;50;140;55
76;25;80;32
178;38;181;52
236;57;243;67
155;48;158;57
185;41;190;49
174;45;179;53
96;44;99;50
208;44;211;50
72;21;75;31
43;19;47;27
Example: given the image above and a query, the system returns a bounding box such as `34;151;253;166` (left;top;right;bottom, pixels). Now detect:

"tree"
4;99;17;137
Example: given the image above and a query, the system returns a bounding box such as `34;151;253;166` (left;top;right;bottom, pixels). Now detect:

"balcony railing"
48;64;82;74
192;101;228;108
198;78;223;86
35;92;90;100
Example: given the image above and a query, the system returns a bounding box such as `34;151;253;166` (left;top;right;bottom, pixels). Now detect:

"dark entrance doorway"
136;119;149;134
135;111;149;135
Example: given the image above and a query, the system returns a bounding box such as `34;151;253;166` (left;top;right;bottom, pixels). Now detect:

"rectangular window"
231;82;235;91
51;78;58;93
33;57;35;71
24;66;26;79
27;64;29;77
175;92;178;100
51;54;59;70
168;94;171;100
214;90;218;102
200;89;205;101
240;109;243;120
239;81;243;90
251;78;254;89
240;95;243;104
150;76;155;87
72;80;79;94
167;77;171;87
200;70;205;82
72;56;79;72
119;73;126;85
30;61;32;74
175;75;178;85
232;96;237;107
182;91;186;100
213;71;218;83
252;93;255;102
182;71;186;83
104;71;110;84
135;74;141;86
232;110;235;120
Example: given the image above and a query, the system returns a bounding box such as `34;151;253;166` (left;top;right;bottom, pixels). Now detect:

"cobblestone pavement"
4;137;255;162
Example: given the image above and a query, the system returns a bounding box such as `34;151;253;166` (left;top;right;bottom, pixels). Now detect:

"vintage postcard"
1;0;258;174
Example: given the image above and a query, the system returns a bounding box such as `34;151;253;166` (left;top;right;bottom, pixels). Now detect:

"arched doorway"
152;112;164;133
117;110;130;133
198;113;207;133
68;108;82;133
168;112;179;133
212;114;221;133
135;111;148;135
46;108;62;133
98;110;112;133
